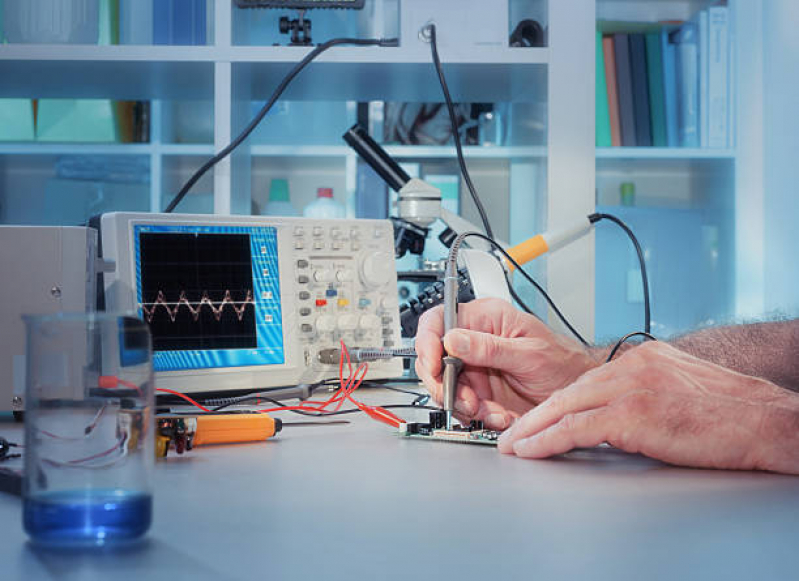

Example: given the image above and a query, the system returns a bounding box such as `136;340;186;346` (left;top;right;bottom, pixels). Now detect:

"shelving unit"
592;0;763;340
0;0;598;340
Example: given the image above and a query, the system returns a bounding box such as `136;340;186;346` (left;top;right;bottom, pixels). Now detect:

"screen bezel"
102;213;303;394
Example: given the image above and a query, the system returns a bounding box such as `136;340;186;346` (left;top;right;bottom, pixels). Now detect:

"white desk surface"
1;388;798;581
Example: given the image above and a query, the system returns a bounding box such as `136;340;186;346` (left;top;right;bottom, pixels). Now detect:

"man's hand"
497;341;799;474
414;298;599;430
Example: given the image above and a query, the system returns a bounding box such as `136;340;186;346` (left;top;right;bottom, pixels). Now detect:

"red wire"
155;387;212;413
150;341;406;428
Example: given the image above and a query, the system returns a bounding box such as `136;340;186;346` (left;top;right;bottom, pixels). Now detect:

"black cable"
606;331;657;363
164;36;398;213
589;213;651;335
450;231;591;347
427;24;494;239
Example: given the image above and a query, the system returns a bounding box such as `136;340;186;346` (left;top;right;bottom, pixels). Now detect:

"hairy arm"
666;320;799;391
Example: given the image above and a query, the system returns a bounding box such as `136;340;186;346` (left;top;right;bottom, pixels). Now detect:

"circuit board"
398;411;501;446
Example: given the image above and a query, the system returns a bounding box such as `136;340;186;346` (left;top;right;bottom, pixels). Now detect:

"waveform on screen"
141;290;254;323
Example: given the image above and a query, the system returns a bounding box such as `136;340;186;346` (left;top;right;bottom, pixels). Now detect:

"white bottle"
303;187;346;219
264;178;298;216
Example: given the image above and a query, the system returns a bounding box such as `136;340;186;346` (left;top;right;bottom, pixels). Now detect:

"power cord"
589;212;651;335
164;36;399;213
426;24;493;239
606;331;657;363
447;231;590;347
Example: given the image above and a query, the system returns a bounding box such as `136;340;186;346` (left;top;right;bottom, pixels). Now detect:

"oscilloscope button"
298;275;309;284
313;240;325;250
299;307;311;316
294;226;305;236
313;227;324;237
299;291;310;300
297;259;309;268
350;241;360;251
330;227;341;238
313;270;332;282
295;240;304;250
301;324;313;333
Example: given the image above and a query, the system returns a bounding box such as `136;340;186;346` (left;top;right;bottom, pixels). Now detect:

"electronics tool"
0;226;111;415
100;213;403;395
156;412;282;458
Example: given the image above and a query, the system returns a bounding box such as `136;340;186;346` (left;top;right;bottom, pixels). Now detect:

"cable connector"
317;347;416;365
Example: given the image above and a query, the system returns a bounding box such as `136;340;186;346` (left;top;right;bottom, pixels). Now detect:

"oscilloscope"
100;213;403;394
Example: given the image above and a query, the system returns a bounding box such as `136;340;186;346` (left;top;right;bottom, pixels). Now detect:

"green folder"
646;32;668;147
596;31;612;147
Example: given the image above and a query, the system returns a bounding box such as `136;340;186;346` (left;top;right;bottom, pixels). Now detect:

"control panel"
289;221;401;372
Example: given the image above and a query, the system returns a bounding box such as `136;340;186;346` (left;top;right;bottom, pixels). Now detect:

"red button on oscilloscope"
315;299;327;307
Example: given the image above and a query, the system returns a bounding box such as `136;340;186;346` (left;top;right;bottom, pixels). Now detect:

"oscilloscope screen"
138;232;258;352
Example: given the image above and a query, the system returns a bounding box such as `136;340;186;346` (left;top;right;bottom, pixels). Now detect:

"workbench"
1;388;797;581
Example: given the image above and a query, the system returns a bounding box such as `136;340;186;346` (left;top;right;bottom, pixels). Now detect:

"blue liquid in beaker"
24;489;152;545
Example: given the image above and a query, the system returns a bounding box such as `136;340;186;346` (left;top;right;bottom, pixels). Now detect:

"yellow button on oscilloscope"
337;298;349;308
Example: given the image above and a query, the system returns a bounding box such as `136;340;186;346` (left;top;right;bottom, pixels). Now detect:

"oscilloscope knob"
338;314;359;331
316;315;337;332
359;251;393;288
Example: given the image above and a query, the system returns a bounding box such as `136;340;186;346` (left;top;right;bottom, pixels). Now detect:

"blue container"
24;490;152;546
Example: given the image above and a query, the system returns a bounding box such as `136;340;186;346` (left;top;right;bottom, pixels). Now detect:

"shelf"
0;45;547;102
596;147;736;160
0;143;153;155
385;145;546;159
247;144;546;159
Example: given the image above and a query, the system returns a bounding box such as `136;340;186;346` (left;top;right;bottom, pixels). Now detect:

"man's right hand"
414;298;599;430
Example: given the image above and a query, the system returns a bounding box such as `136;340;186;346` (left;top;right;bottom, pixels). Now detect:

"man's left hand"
497;342;799;474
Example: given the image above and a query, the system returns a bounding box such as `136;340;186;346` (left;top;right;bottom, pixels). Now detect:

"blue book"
154;0;206;46
672;23;699;148
613;33;637;147
629;33;652;146
661;26;679;147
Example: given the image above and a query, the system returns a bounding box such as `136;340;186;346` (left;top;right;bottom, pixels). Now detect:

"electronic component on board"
399;411;501;446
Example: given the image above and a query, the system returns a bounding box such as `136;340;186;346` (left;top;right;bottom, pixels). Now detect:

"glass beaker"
22;313;154;546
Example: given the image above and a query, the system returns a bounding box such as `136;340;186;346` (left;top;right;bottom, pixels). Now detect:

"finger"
496;367;634;454
415;357;443;404
474;399;515;430
510;407;614;458
443;329;546;372
415;307;445;377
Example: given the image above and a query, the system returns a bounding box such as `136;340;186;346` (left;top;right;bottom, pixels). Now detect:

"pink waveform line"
141;290;255;323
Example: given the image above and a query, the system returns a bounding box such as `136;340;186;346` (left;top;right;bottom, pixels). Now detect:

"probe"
441;255;463;430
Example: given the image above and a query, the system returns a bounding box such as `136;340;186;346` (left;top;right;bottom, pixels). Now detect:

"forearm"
669;320;799;391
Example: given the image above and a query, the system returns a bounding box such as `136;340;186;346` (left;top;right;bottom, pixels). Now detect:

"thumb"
443;329;525;371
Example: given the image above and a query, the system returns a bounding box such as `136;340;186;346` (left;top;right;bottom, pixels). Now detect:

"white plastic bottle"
264;178;298;216
303;187;346;219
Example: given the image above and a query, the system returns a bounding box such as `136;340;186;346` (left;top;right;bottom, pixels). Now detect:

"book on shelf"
673;23;700;147
661;26;679;147
602;36;622;146
596;7;733;150
613;33;637;147
708;5;729;148
695;9;710;148
596;31;613;147
629;33;652;147
645;32;668;147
